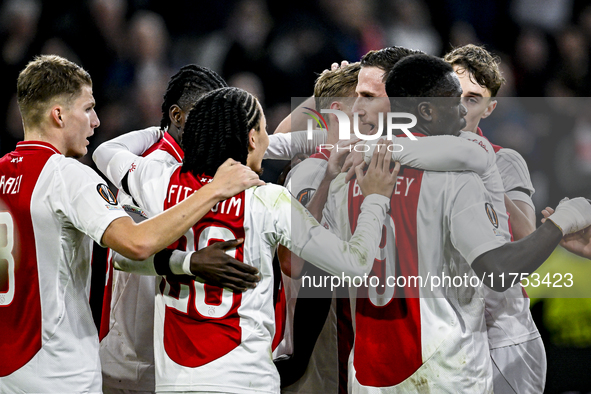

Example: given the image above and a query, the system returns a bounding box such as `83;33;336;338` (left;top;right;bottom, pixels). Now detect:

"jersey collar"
160;131;184;162
16;141;61;155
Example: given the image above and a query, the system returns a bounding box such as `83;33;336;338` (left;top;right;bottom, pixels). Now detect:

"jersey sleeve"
448;172;509;265
254;185;389;277
264;130;327;160
93;127;162;189
124;156;175;216
284;158;327;205
112;252;157;276
54;158;129;247
364;133;492;175
495;148;535;210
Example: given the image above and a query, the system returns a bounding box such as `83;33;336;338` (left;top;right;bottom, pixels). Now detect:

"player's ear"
328;101;342;125
417;102;433;122
248;128;257;150
482;99;497;119
51;106;65;128
169;104;184;128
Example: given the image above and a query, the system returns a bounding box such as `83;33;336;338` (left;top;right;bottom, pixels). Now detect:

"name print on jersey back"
161;168;246;368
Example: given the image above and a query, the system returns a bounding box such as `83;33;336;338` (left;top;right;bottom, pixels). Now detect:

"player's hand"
544;197;591;235
356;140;400;198
326;138;360;180
322;60;350;74
210;158;265;199
190;239;261;291
542;204;591;259
342;147;365;183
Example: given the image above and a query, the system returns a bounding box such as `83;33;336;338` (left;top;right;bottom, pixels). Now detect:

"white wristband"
169;250;194;276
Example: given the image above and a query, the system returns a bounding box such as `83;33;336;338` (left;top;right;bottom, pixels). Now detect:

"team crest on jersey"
97;184;118;205
296;188;316;206
485;202;499;228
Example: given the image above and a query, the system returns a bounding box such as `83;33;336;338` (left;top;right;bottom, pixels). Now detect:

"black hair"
181;87;262;176
385;54;455;111
360;46;424;73
160;64;227;130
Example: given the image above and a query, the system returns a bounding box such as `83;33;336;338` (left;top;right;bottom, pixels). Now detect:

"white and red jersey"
323;146;510;392
0;141;128;393
474;127;540;349
100;128;181;392
96;127;314;392
279;150;353;394
118;147;388;393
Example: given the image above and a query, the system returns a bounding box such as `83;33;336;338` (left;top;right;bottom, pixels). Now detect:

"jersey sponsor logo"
97;184;118;205
485;202;499;228
296;188;316;206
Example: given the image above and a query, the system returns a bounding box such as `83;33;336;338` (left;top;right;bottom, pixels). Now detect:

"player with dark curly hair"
98;85;399;393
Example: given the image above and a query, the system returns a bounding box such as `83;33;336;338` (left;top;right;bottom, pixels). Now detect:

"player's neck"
326;125;339;145
167;126;182;146
24;127;64;154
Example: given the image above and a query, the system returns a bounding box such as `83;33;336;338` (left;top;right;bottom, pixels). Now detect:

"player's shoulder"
250;183;291;210
459;131;496;156
424;167;486;192
495;147;527;167
288;157;327;180
494;147;531;178
494;147;533;193
49;154;104;180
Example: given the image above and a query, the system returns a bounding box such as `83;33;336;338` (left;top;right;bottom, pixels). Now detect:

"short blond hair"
17;55;92;128
314;62;360;110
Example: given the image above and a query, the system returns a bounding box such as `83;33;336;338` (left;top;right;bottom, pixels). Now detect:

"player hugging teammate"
2;45;591;394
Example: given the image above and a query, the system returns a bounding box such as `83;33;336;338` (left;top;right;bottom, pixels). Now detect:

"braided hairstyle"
160;64;227;131
182;87;262;176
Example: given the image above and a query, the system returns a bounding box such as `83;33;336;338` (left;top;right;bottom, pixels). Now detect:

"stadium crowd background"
1;0;591;392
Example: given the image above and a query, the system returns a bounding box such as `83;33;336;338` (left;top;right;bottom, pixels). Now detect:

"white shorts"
490;337;546;394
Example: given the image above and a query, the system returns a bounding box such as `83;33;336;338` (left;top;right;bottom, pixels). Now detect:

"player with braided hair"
0;55;263;394
98;65;254;394
181;87;262;176
97;86;399;393
92;62;341;392
159;64;228;146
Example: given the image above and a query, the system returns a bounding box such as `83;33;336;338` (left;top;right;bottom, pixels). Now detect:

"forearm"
265;130;327;160
113;249;190;276
295;195;389;278
472;221;562;291
274;96;315;134
112;252;157;275
103;184;221;260
391;136;489;175
93;127;162;187
505;195;536;240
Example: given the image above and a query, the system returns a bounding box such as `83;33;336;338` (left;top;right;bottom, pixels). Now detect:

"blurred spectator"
553;27;591;96
222;0;273;81
0;0;41;69
381;0;442;55
511;0;573;32
512;28;552;96
319;0;383;59
448;21;480;49
228;72;266;108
